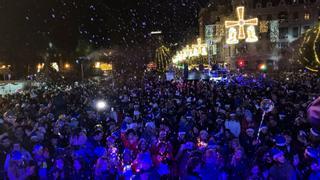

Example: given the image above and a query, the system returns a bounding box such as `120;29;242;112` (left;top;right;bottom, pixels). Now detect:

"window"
304;12;311;20
292;27;299;38
278;12;288;22
279;0;286;6
256;3;262;8
293;12;299;20
279;27;288;39
267;2;272;7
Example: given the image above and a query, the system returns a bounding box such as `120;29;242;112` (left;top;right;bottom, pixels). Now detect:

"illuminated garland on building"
225;6;258;44
172;38;207;65
155;45;171;72
298;24;320;72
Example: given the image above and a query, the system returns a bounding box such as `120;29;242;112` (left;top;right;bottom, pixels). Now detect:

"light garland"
172;38;208;64
225;6;258;44
259;21;269;33
298;24;320;72
246;25;259;43
313;24;320;65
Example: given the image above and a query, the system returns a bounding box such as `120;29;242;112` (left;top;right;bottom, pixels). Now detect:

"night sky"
0;0;209;63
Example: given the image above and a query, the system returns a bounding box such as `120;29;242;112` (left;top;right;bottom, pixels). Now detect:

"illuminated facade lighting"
304;13;310;20
226;27;239;44
150;31;162;35
172;38;208;64
95;62;101;68
259;21;269;33
246;25;259;42
37;63;45;73
225;6;258;44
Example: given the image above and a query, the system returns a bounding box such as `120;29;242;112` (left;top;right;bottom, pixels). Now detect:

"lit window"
304;13;310;20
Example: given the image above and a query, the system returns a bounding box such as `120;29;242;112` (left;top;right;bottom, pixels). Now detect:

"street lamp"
76;57;88;81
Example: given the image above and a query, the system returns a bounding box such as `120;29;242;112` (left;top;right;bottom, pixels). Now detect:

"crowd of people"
0;70;320;179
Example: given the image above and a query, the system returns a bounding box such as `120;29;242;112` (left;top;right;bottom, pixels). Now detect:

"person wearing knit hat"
304;147;319;160
270;148;285;161
269;148;297;180
246;128;255;135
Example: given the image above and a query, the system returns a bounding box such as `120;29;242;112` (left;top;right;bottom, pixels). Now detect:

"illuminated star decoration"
225;6;258;44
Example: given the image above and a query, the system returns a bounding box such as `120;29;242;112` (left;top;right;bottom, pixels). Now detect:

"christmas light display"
225;6;258;44
259;21;269;33
172;38;208;64
298;24;320;72
155;45;171;72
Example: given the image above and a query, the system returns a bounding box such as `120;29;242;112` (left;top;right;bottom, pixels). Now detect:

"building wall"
199;0;320;69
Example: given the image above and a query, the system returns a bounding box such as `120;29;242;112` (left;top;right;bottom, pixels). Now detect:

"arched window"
304;12;311;20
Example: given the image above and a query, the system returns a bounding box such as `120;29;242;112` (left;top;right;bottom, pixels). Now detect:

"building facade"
199;0;320;70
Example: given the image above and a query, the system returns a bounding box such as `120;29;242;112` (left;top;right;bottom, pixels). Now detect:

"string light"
298;24;320;72
172;38;208;64
225;6;258;44
246;26;259;43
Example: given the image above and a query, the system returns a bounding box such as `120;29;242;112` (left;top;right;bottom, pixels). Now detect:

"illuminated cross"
225;6;258;40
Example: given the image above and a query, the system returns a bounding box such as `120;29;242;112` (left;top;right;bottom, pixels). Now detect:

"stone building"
199;0;320;70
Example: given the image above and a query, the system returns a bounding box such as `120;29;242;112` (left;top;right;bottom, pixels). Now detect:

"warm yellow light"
1;65;6;69
37;63;44;72
259;21;268;33
245;26;258;43
100;63;113;71
226;27;239;44
313;24;320;64
304;13;310;20
95;62;101;68
171;38;208;64
64;63;70;69
225;6;258;44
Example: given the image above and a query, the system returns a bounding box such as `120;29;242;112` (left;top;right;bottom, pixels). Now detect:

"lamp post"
77;57;88;81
